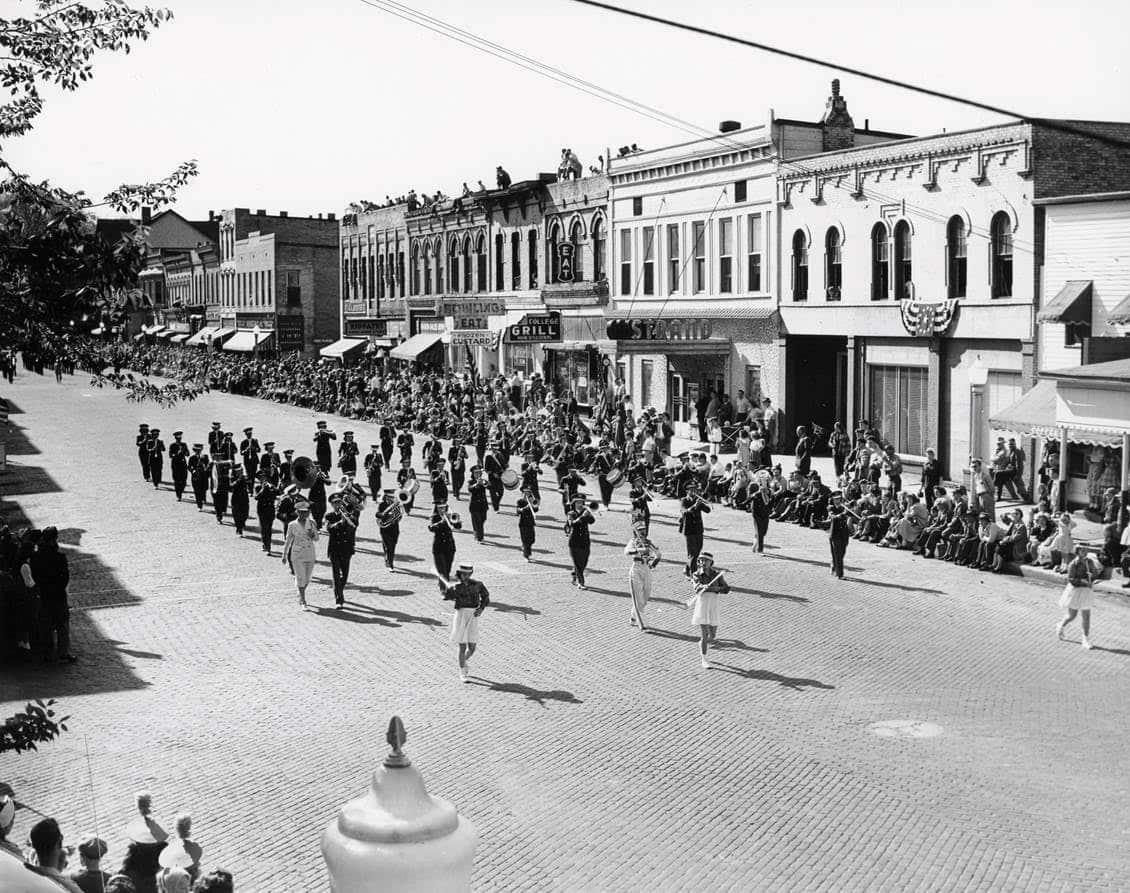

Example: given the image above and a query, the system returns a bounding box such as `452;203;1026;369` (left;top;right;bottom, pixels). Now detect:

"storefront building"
338;202;410;361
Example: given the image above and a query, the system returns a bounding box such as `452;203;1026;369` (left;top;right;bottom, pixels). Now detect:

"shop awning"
222;329;274;352
210;327;237;344
185;326;217;347
390;332;443;361
170;333;191;344
1106;293;1130;325
319;337;368;360
1036;280;1092;325
141;324;165;335
156;329;178;340
988;379;1059;438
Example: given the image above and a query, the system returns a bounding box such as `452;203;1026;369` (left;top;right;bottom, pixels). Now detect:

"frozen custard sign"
605;318;713;341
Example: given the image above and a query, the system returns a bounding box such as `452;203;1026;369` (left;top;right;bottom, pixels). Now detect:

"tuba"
292;456;317;488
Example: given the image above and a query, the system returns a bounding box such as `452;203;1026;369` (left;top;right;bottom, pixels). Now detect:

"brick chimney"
141;206;152;226
821;79;855;152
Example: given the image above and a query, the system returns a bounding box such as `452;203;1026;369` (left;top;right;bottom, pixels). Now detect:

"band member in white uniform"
283;499;319;609
440;563;491;682
687;551;730;668
624;519;661;631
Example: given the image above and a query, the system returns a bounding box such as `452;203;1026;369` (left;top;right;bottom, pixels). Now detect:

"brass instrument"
520;488;540;513
292;456;317;488
377;499;402;528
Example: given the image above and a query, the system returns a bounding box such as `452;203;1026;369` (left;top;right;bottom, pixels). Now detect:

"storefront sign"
439;299;505;317
451;330;496;347
413;315;445;335
345;318;388;337
507;312;561;343
235;313;275;331
206;308;221;323
277;315;305;351
605;318;714;341
556;243;575;282
343;300;366;315
452;315;489;330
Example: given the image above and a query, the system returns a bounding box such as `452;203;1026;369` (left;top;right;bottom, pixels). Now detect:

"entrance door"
668;372;688;422
701;375;725;401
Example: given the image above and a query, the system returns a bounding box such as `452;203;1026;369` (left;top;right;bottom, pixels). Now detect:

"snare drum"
606;467;625;489
501;468;520;490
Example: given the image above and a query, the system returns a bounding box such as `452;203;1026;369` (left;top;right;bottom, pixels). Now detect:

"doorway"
786;335;848;451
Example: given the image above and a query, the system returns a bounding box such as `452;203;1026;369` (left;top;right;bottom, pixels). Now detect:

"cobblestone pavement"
3;372;1130;892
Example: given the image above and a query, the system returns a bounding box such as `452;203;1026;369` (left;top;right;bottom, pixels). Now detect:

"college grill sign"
899;299;959;337
605;318;714;341
507;312;561;343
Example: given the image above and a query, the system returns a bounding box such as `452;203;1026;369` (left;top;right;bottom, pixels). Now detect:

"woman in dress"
282;499;319;609
1057;545;1097;649
687;552;730;669
749;473;772;553
1049;511;1076;573
624;520;661;631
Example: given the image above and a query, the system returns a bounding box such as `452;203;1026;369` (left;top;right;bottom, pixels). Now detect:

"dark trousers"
139;450;150;481
451;471;465;499
488;478;504;511
317;452;332;474
172;471;188;500
754;517;768;553
433;547;455;593
258;512;275;552
149;459;163;488
381;444;394;467
243;458;258;480
520;526;535;558
470;508;487;542
569;544;590;585
833;454;846;478
380;527;399;568
684;533;704;575
830;537;847;578
42;601;70;658
214;488;229;521
598;477;613;508
330;550;352;603
192;479;208;510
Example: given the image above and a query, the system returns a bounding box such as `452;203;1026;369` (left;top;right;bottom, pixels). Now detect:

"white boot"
1081;635;1093;650
700;655;711;669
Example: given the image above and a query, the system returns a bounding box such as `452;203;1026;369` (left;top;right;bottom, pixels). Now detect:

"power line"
569;0;1130;151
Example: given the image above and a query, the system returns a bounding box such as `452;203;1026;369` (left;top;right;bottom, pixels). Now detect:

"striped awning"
988;379;1058;438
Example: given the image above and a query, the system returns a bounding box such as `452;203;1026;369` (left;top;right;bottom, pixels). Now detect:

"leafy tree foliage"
1;699;69;754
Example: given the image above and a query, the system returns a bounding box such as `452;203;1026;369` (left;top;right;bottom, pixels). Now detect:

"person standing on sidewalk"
441;563;490;682
31;526;75;663
828;491;852;579
325;492;357;608
1057;545;1098;649
282;500;318;609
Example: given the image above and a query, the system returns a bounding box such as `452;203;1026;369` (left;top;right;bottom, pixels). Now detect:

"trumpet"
519;488;540;512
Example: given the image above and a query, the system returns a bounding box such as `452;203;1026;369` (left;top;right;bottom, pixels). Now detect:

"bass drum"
606;467;626;489
501;468;520;491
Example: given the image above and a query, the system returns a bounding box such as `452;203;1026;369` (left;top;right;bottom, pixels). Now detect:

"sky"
2;0;1128;220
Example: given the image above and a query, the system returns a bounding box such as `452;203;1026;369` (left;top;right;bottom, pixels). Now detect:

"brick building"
201;208;340;356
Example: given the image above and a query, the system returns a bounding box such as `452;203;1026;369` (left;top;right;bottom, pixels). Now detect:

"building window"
871;223;889;300
397;251;404;295
825;227;842;299
463;237;473;293
495;234;505;292
991;211;1013;298
592;218;605;281
410;244;419;296
718;218;733;294
632;196;643;216
341;253;348;300
642;225;655;295
747;214;762;292
734;180;747;203
376;256;384;300
869;365;927;455
946;215;967;299
449;241;459;293
640;359;654;408
692;221;706;293
286;271;300;307
894;220;912;300
435;243;444;294
666;223;679;295
422;244;432;296
620;228;632;296
528;229;538;289
548;222;561;283
511;232;522;289
791;229;808;301
476;235;487;292
569;220;584;283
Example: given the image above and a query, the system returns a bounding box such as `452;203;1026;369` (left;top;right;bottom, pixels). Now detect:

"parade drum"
501;468;520;490
606;467;625;489
407;478;420;495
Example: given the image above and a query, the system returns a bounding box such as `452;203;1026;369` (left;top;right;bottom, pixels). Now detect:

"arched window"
449;239;460;293
570;220;584;282
476;234;487;292
946;215;967;299
591;217;605;281
462;235;473;293
548;222;561;283
410;243;420;296
825;227;842;299
991;211;1013;298
435;240;444;294
893;221;912;300
387;251;396;297
494;234;505;292
422;243;432;296
870;223;889;300
791;229;808;301
511;232;522;289
528;229;538;289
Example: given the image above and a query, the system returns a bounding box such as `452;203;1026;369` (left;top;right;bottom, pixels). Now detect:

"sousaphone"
292;456;317;489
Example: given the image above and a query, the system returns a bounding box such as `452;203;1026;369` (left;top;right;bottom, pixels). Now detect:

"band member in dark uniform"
680;481;710;576
428;499;460;594
828;490;852;579
276;484;299;533
258;442;280;487
169;431;190;501
396;463;418;515
254;471;278;554
279;449;295;487
558;466;585;514
338;431;359;476
239;426;260;480
430;457;449;506
483;443;505;512
188;444;211;511
397;428;415;467
216;431;238;463
750;474;772;554
517;490;537;561
314;420;336;474
136;423;151;481
565;494;595;589
468;466;489;543
325;492;357;607
308;469;328;530
146;428;165;489
423;431;444;474
207;421;224;457
376;487;402;570
364;444;383;501
230;466;250;536
449;439;468;500
379;419;396;467
212;454;233;524
592;442;615;510
520;453;540;506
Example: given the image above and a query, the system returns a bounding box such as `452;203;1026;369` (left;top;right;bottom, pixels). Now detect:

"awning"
1107;293;1130;325
222;329;275;352
1036;280;1092;325
133;332;146;341
609;300;778;320
390;332;443;361
319;337;368;360
170;333;191;344
141;324;165;335
156;329;178;340
185;326;218;347
211;327;237;344
988;379;1059;438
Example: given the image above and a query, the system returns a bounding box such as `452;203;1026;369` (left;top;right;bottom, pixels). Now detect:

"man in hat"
828;490;852;579
397;427;415;467
364;444;384;501
565;493;596;589
429;499;459;594
379;419;396;467
558;464;585;514
338;431;360;476
516;489;537;561
313;421;336;474
441;562;491;682
0;788;21;860
31;526;74;664
430;456;449;506
70;835;111;893
449;439;468;500
239;426;260;480
483;442;505;511
308;467;329;530
25;817;82;891
188;445;211;511
135;424;151;482
211;451;233;524
592;441;616;510
147;427;165;489
258;442;280;487
276;483;299;533
679;481;710;577
325;492;357;607
254;472;279;554
230;466;250;536
375;487;401;569
278;448;295;488
468;466;489;542
168;431;189;501
207;421;224;457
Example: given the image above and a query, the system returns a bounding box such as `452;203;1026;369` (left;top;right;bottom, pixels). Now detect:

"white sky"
3;0;1128;220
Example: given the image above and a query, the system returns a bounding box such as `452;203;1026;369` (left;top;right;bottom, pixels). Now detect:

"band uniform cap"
264;441;275;448
434;499;448;506
343;431;354;436
283;449;294;455
328;492;344;503
139;423;149;429
256;470;268;477
699;551;714;562
243;427;253;434
192;444;203;450
571;493;586;504
211;422;221;428
470;465;483;472
150;428;160;434
370;444;379;449
284;484;299;496
172;431;183;437
456;562;473;574
77;835;109;860
317;421;327;428
830;489;843;497
383;487;397;495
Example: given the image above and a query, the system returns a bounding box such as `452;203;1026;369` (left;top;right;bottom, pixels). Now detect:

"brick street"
3;371;1130;892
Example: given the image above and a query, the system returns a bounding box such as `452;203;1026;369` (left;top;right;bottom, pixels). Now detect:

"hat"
211;422;221;428
0;795;14;829
264;441;275;448
139;424;149;430
151;428;160;434
344;431;354;437
283;449;294;456
78;835;108;861
383;487;396;495
571;493;586;504
370;444;379;449
284;484;299;496
243;427;253;434
470;464;483;472
328;492;343;503
192;444;203;450
317;421;327;428
456;562;473;575
433;499;448;507
172;431;183;437
698;551;715;563
295;499;311;512
256;470;268;478
830;489;843;498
